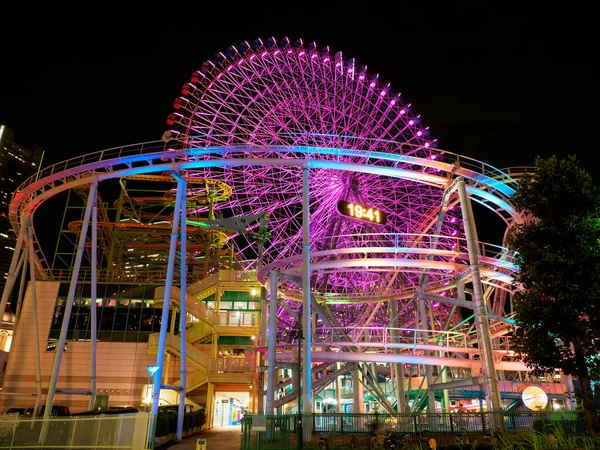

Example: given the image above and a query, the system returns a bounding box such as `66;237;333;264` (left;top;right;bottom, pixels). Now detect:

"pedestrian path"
156;425;242;450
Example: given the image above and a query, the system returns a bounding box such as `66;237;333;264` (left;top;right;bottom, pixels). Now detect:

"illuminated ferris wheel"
163;36;517;332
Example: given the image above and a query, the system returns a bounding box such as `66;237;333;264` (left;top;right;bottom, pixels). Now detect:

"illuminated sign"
337;200;387;225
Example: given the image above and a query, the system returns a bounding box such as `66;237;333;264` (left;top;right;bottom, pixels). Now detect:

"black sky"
1;4;596;177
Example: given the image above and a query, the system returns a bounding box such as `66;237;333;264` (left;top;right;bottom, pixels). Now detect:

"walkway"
156;426;242;450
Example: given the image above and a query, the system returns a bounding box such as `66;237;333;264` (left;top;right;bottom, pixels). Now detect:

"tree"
507;154;600;433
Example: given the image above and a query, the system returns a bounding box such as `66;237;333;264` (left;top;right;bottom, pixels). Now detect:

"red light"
181;83;192;95
190;71;201;83
173;98;184;109
166;114;177;125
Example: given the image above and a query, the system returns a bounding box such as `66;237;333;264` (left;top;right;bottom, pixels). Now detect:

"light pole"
146;365;160;449
146;365;159;410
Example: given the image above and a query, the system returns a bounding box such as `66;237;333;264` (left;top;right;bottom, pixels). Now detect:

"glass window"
50;283;163;343
220;301;232;310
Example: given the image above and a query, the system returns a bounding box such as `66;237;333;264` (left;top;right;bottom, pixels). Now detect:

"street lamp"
146;365;159;411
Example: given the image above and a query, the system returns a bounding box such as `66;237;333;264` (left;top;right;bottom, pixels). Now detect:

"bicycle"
370;431;392;450
316;429;333;450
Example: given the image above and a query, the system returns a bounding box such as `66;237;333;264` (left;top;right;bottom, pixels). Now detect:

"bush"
155;411;177;437
155;408;206;437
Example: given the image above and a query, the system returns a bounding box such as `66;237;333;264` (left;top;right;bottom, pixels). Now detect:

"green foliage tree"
507;154;600;433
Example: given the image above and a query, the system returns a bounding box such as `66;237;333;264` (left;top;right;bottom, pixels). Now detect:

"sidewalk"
156;425;242;450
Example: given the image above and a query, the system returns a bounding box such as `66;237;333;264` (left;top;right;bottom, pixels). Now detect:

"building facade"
0;124;44;301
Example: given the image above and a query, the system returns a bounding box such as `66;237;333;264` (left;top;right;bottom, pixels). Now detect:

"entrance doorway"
213;391;250;427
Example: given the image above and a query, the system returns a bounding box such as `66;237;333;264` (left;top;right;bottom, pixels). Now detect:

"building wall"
0;281;164;413
0;124;44;298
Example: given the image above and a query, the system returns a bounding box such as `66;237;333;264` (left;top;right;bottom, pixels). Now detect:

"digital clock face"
337;200;387;225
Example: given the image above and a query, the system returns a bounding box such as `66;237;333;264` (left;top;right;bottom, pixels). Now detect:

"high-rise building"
0;124;44;305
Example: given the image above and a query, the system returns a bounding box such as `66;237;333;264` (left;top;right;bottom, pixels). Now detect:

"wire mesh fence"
0;412;151;449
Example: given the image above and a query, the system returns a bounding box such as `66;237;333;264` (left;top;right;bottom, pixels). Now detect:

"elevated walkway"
154;272;260;344
148;333;209;392
150;272;260;394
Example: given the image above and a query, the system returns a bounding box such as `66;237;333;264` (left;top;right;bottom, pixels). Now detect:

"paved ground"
156;425;242;450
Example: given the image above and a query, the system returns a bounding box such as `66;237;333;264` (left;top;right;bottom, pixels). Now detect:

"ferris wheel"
162;36;515;332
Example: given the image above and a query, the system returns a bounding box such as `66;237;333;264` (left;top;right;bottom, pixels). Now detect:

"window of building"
48;283;178;345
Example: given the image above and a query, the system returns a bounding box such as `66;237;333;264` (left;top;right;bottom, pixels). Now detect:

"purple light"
261;51;268;58
155;37;521;356
274;50;280;56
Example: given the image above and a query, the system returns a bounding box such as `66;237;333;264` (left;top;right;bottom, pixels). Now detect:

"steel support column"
301;166;312;442
456;177;503;418
150;172;186;443
45;181;98;419
176;173;188;441
0;215;28;318
89;203;98;410
266;270;278;415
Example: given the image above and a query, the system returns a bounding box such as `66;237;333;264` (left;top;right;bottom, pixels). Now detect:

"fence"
241;410;585;449
0;412;151;449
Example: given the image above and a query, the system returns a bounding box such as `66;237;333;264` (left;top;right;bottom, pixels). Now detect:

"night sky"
1;5;595;189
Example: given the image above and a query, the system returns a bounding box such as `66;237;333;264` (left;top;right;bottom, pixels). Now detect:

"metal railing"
241;411;586;449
